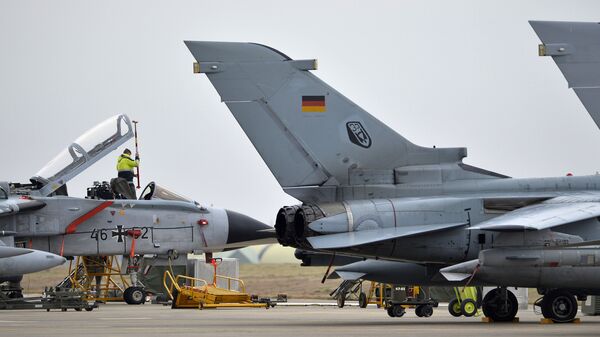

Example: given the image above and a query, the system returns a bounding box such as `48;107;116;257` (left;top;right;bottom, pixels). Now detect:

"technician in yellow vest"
116;148;139;198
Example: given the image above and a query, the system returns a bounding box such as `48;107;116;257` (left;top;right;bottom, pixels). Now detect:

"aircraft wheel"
461;299;477;317
482;288;518;322
358;292;368;308
541;290;578;323
123;286;145;305
337;296;345;308
448;298;462;317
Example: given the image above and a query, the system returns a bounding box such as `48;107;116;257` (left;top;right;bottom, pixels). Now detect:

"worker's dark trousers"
118;171;137;199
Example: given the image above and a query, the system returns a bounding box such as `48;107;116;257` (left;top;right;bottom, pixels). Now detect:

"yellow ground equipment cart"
448;286;481;317
163;261;278;310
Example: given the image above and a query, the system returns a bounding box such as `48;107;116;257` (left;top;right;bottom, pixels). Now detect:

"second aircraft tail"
532;21;600;129
185;42;474;197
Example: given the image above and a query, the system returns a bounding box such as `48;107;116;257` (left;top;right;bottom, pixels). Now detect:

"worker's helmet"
123;148;132;155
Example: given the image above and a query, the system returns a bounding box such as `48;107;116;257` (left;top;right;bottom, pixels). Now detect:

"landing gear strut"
481;287;518;322
123;255;145;305
540;289;578;323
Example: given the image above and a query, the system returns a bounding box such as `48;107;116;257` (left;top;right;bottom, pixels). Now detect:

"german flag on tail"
302;95;326;112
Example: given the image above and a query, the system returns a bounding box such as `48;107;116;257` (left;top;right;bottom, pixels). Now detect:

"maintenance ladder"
163;270;269;309
58;256;130;302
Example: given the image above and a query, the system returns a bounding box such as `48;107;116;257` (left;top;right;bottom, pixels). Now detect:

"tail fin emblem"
346;121;372;148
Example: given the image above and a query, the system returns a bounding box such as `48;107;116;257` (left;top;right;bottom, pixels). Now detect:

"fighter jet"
0;114;273;303
186;21;600;322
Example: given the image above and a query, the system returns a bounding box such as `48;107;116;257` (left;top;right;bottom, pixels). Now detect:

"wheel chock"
481;317;520;323
540;318;581;324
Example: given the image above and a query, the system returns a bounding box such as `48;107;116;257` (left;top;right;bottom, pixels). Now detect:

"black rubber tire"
392;305;405;318
123;287;145;305
415;305;424;317
85;307;94;312
541;290;578;323
448;298;462;317
461;299;478;317
387;306;396;318
358;292;368;308
420;305;433;318
337;296;345;308
481;288;518;322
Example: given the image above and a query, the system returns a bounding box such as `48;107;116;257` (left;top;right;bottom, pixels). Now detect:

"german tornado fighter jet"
186;21;600;322
0;114;273;302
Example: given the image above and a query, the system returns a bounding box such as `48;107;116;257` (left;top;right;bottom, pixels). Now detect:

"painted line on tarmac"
98;317;152;320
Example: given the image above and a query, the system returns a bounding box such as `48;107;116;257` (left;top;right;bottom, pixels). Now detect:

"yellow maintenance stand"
59;256;130;302
163;260;272;309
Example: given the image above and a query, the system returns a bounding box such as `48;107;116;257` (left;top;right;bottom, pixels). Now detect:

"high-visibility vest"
116;154;138;172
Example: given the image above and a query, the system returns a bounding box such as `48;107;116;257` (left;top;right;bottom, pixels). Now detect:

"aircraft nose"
225;210;275;245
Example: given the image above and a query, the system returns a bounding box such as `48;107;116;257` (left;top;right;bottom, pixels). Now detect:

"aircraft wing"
0;198;46;218
471;196;600;231
307;222;467;249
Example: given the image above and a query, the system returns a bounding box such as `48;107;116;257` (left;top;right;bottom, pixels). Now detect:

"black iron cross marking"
112;225;127;243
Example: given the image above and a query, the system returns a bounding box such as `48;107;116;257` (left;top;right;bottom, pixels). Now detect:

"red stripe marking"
65;201;113;234
60;236;65;257
301;101;325;106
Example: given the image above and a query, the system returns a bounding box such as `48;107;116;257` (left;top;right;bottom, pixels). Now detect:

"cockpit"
139;182;195;203
86;180;200;206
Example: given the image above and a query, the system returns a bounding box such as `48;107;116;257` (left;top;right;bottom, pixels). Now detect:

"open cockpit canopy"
32;114;133;196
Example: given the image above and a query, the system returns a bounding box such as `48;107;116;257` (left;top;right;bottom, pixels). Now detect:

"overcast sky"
1;0;600;226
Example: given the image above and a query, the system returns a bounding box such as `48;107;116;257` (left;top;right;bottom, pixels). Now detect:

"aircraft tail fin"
531;21;600;129
185;42;482;201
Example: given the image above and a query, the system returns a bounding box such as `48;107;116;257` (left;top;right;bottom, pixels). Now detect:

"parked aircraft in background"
187;21;600;322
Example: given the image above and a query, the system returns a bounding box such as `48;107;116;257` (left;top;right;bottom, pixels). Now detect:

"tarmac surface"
1;302;600;337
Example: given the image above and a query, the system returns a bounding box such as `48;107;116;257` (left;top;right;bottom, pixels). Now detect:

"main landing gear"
481;287;518;322
535;289;579;323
